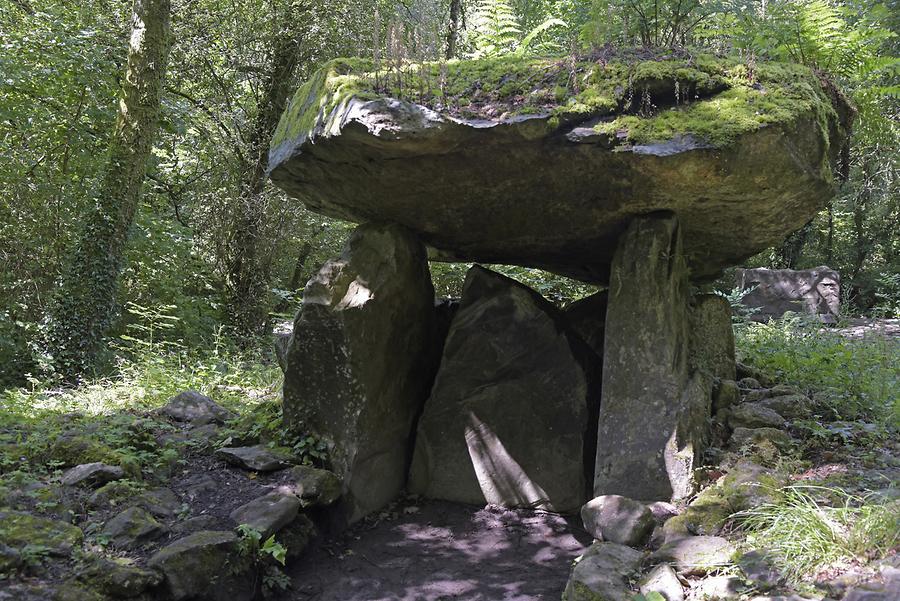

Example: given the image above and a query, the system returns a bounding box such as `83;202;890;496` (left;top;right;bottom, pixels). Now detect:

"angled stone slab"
410;266;600;512
282;223;437;523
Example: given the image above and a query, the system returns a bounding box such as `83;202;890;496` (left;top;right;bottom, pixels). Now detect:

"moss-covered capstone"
269;50;853;282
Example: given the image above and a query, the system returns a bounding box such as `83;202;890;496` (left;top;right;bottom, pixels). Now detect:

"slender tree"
47;0;172;378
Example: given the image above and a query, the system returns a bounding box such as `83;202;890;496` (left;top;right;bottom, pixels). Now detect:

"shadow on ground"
284;500;591;601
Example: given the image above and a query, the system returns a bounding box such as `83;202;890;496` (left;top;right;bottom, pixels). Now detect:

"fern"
469;0;565;58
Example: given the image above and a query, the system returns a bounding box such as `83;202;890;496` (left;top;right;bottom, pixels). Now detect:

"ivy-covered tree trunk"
47;0;171;378
224;21;304;340
446;0;462;59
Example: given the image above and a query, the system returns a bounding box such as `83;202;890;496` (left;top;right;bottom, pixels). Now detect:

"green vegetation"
735;318;899;426
735;485;899;584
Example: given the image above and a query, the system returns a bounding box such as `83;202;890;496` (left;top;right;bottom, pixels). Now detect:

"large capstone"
282;223;437;523
269;55;852;283
736;266;841;323
594;213;711;502
409;266;600;512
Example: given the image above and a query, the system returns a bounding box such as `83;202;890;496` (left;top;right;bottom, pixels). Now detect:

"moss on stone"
272;51;850;153
0;511;84;555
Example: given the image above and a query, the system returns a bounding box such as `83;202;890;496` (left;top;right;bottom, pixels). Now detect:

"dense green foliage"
0;0;897;382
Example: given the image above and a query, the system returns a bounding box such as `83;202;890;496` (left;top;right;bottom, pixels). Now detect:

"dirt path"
282;500;591;601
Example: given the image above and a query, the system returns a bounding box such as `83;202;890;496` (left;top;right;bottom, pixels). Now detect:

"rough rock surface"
215;445;295;472
158;391;233;425
729;404;787;430
101;506;166;548
0;511;83;556
581;495;655;547
60;462;124;488
689;294;736;382
737;266;841;323
562;542;643;601
640;564;685;601
410;265;599;512
594;214;710;501
283;223;437;523
229;492;301;539
148;530;254;601
280;465;342;507
269;56;852;283
649;536;736;575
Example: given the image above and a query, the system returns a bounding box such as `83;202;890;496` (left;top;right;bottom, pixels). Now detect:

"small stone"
173;515;220;534
101;506;166;548
158;391;233;425
738;550;784;591
183;475;218;499
690;575;745;600
187;423;221;448
148;531;255;601
640;564;684;601
737;377;761;390
0;510;83;556
729;404;786;429
713;380;740;414
581;495;655;547
60;462;124;488
730;427;793;450
87;481;138;509
648;501;679;524
78;559;163;597
275;513;317;561
648;536;736;576
756;394;811;419
281;465;342;507
0;543;22;572
136;487;181;518
229;492;301;539
562;542;644;601
215;445;295;472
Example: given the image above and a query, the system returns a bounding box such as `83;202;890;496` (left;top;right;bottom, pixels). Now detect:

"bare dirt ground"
282;500;591;601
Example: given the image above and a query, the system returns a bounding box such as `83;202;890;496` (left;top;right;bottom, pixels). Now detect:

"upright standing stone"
689;294;736;382
409;266;600;512
594;213;709;502
282;223;436;523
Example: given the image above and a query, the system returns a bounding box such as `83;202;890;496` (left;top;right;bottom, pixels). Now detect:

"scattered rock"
562;542;644;601
148;531;255;601
640;564;685;601
158;391;233;425
0;510;83;556
648;501;679;524
275;513;316;561
101;506;166;548
215;445;295;472
737;377;762;390
755;394;812;419
729;404;786;429
713;380;740;414
581;495;655;547
87;481;138;509
736;363;772;387
186;423;222;448
229;492;301;539
730;427;793;450
136;487;182;519
0;543;22;572
411;265;599;512
172;515;220;534
281;465;341;507
60;462;124;488
78;558;163;598
183;475;218;499
738;550;784;591
282;223;437;524
648;536;736;576
690;575;745;600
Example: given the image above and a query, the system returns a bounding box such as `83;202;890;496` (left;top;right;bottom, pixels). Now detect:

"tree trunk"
47;0;171;379
224;22;304;340
446;0;461;59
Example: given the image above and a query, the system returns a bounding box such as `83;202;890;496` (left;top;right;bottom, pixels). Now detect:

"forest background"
0;0;898;385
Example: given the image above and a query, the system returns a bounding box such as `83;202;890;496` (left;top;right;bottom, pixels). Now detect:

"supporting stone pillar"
689;294;737;383
282;223;437;524
594;213;710;502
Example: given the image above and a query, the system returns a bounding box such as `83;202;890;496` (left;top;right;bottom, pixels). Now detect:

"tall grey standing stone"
409;266;600;512
282;223;436;524
594;213;710;502
689;294;736;382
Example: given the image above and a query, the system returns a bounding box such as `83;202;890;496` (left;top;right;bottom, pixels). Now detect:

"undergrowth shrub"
735;317;899;427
